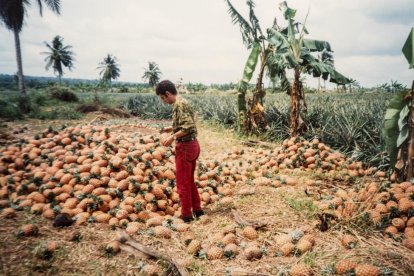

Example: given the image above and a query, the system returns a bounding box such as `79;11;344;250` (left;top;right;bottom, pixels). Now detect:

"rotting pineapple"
244;245;262;261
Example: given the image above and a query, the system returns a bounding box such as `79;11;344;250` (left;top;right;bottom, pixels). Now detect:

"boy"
156;80;203;222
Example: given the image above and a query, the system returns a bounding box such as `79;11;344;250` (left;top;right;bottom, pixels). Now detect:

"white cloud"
0;0;413;87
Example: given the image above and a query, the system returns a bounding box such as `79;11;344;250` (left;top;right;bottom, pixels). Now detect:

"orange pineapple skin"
354;264;380;276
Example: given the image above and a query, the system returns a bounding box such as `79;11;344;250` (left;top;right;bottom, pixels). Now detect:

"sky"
0;0;413;88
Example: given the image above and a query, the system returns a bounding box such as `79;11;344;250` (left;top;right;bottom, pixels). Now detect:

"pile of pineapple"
0;125;235;228
314;180;414;251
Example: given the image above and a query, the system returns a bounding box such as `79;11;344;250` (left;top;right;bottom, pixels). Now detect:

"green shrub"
31;106;83;120
47;85;79;102
0;99;23;120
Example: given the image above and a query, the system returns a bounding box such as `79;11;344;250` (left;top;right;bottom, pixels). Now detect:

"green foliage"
383;90;410;167
0;99;24;119
125;92;391;168
285;197;319;219
47;85;78;102
31;106;82;120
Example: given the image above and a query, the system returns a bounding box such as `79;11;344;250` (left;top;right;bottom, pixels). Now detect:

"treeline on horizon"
0;74;239;92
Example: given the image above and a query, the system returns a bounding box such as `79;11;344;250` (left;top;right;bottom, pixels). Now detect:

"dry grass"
1;118;414;275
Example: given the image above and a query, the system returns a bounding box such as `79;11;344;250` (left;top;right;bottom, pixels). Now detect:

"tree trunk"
237;90;247;132
318;77;321;93
13;28;26;95
290;67;307;137
406;80;414;180
245;53;267;134
59;75;62;85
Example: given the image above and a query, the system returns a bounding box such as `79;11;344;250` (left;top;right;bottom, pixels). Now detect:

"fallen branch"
116;231;188;276
220;268;271;276
231;209;267;229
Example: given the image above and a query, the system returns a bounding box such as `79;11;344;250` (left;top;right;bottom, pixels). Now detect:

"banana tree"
225;0;270;134
384;27;414;181
266;2;350;136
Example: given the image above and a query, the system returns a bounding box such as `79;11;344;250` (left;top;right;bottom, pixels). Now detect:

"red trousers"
175;140;201;217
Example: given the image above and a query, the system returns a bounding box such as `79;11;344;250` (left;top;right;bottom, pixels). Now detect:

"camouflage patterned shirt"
172;96;197;136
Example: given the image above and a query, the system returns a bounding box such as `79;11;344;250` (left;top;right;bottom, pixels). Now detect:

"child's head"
156;80;177;104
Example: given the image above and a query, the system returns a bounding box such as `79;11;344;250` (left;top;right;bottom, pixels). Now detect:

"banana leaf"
383;90;410;167
279;1;296;20
303;39;332;52
402;27;414;69
241;41;261;84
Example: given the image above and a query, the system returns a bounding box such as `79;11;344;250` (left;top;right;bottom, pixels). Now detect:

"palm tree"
97;54;120;90
142;61;162;87
42;35;75;84
0;0;61;95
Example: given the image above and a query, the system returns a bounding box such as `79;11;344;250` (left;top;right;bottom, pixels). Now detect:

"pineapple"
146;216;164;227
222;224;236;234
222;233;237;245
242;226;258;240
187;239;201;255
105;241;120;257
290;263;313;276
301;234;316;246
296;239;313;255
244;245;262;261
126;222;141;235
18;224;39;237
275;234;293;246
175;223;190;232
402;237;414;251
354;264;380;276
341;234;357;249
279;242;295;257
206;246;224;260
223;243;239;259
2;207;16;218
153;226;171;239
335;259;357;275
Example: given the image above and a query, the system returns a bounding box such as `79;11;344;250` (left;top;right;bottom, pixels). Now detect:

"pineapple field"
1;110;413;275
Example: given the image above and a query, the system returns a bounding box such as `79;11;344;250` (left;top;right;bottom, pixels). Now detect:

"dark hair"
156;80;177;96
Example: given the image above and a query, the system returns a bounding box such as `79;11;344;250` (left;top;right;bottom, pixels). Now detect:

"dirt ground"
0;114;413;276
